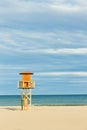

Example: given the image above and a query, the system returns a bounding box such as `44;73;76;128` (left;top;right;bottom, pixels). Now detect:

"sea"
0;95;87;106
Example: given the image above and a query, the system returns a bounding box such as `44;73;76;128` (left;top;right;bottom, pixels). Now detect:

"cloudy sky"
0;0;87;95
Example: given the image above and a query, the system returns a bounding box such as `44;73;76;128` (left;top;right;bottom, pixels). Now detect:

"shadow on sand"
1;107;20;111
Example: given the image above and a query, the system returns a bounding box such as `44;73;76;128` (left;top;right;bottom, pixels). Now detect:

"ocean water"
0;95;87;106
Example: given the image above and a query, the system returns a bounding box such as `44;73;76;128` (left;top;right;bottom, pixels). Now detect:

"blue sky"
0;0;87;95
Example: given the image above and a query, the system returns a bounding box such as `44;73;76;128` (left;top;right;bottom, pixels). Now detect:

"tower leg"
29;89;32;107
21;90;23;110
21;89;32;110
23;95;28;110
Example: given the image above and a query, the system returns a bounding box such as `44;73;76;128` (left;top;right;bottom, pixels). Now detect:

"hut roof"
19;71;33;75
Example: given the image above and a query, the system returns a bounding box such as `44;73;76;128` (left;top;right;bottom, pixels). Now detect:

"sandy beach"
0;106;87;130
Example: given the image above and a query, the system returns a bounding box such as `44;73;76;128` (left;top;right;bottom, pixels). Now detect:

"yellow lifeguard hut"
18;71;35;110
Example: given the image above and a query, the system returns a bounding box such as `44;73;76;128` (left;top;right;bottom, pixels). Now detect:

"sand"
0;106;87;130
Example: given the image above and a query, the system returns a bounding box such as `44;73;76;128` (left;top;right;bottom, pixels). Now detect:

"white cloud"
0;0;86;36
7;48;87;55
74;0;87;6
0;64;35;70
49;0;87;13
40;48;87;55
50;4;80;12
36;72;87;76
51;0;87;6
0;0;49;15
0;0;86;17
0;29;87;54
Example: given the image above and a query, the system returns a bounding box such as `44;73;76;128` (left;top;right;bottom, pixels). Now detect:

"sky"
0;0;87;95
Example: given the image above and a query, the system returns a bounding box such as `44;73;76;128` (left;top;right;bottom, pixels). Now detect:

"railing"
18;80;35;89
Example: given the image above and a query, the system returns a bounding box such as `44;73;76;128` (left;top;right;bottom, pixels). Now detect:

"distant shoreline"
0;95;87;106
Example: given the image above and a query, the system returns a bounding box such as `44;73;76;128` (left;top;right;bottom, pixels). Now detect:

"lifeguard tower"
18;71;35;110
